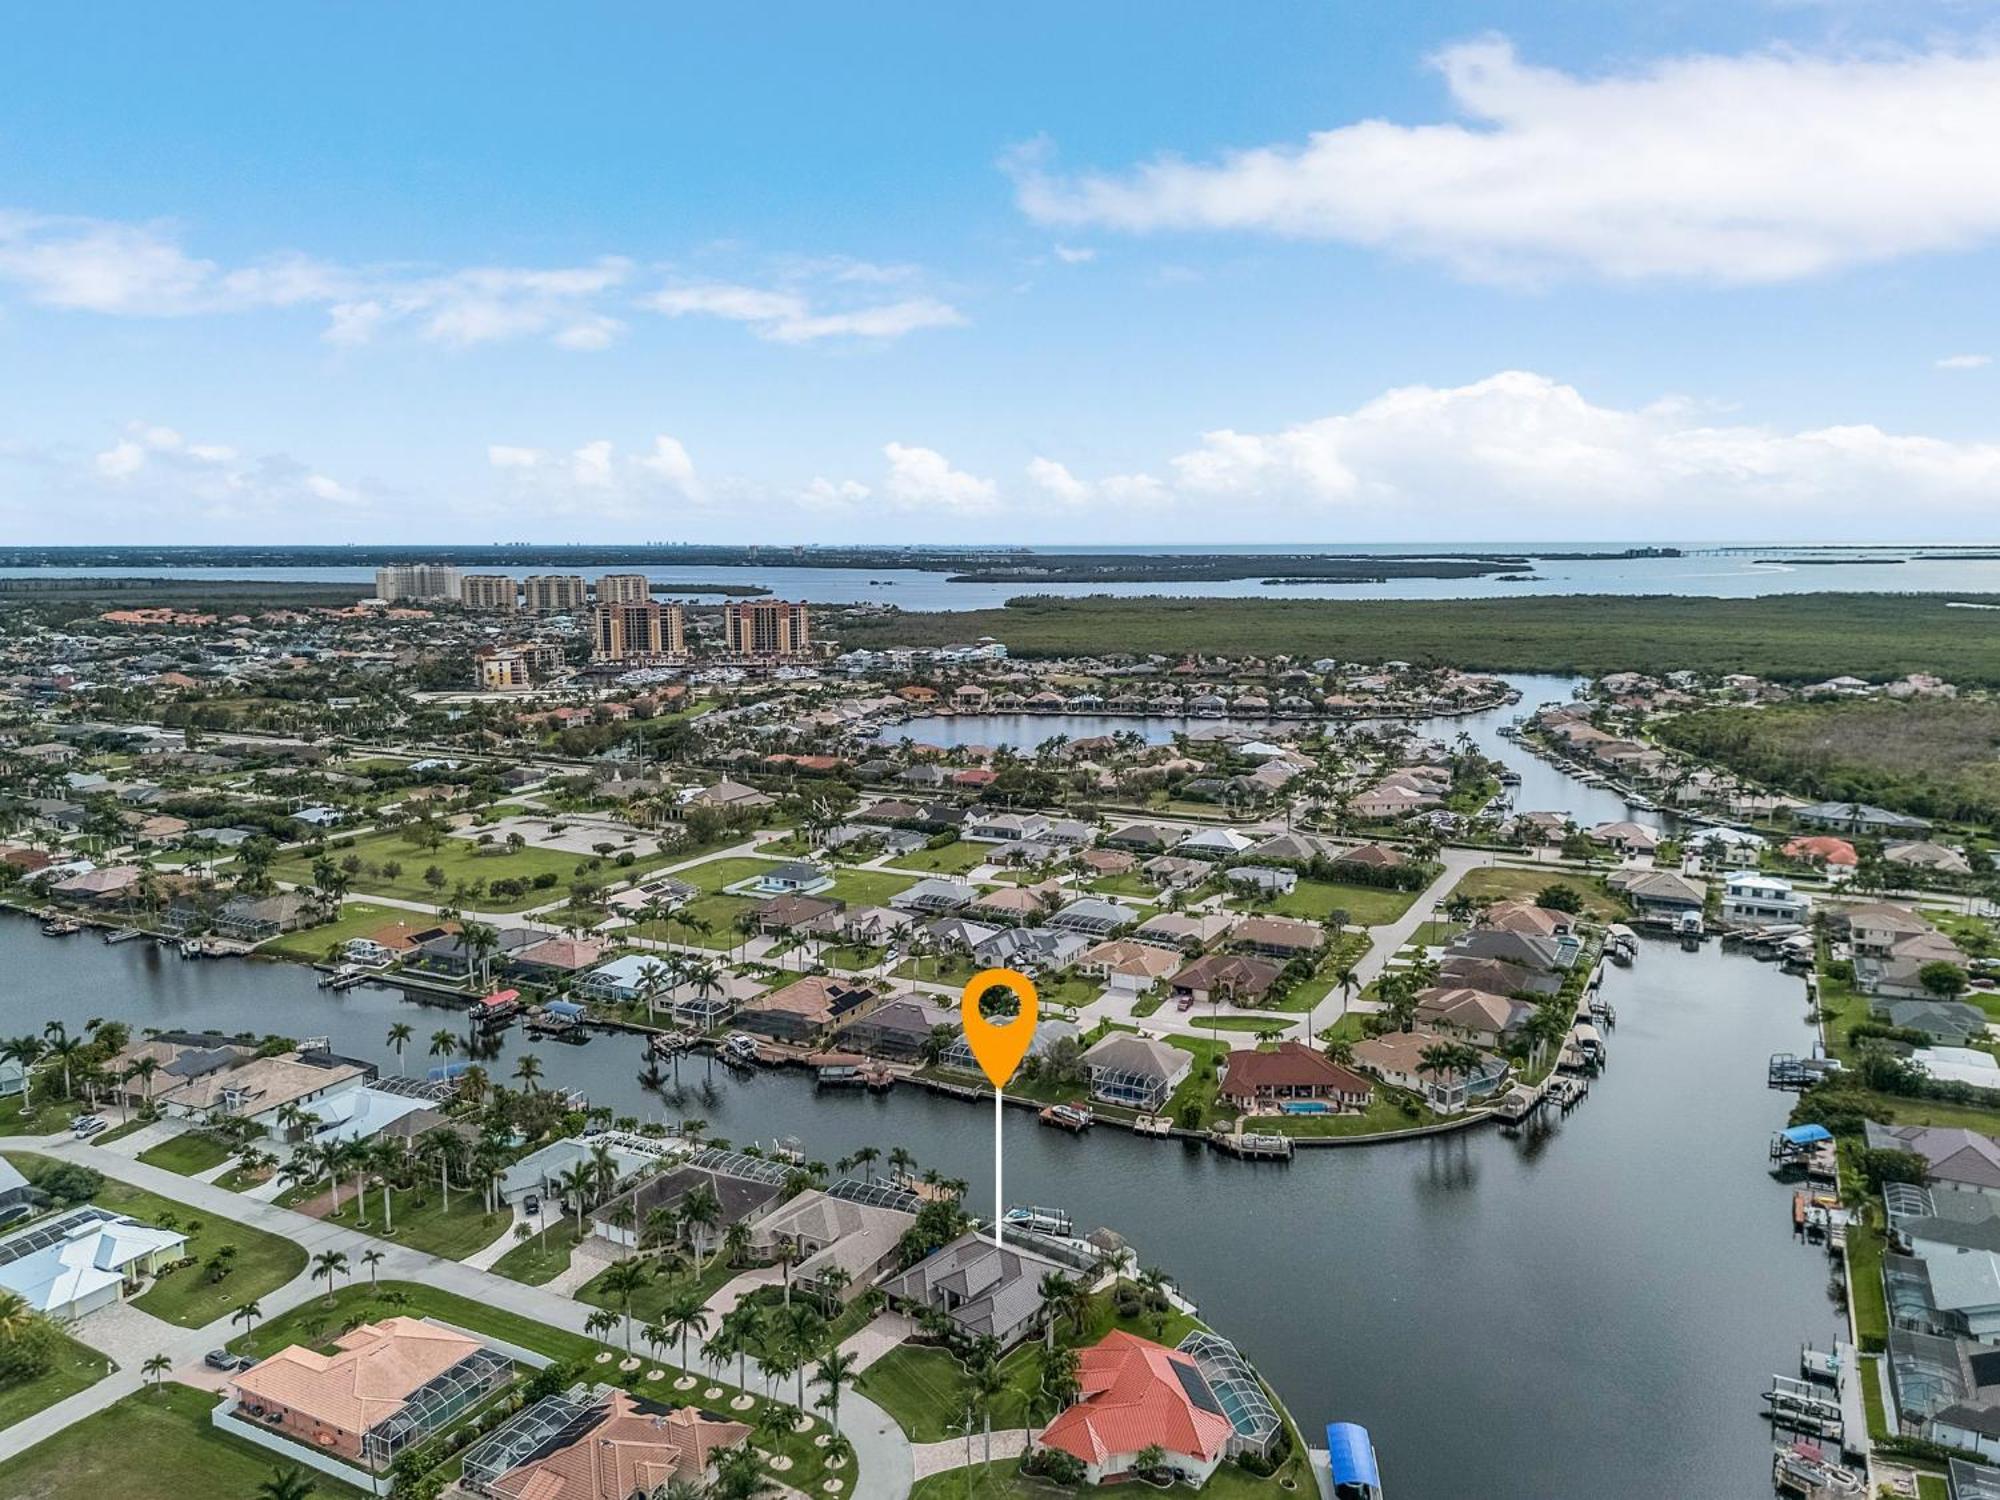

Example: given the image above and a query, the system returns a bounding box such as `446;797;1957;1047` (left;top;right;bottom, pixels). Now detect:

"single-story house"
734;976;883;1041
1081;1034;1193;1112
1352;1029;1509;1115
1169;953;1283;1009
1217;1041;1372;1113
747;1189;916;1299
1037;1331;1234;1488
1230;916;1324;961
0;1207;188;1321
878;1230;1066;1350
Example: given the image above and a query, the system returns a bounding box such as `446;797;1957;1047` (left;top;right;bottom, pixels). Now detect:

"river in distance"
9;540;2000;608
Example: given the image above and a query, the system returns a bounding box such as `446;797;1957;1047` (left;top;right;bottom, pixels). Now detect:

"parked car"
205;1349;249;1370
71;1115;106;1138
522;1193;541;1217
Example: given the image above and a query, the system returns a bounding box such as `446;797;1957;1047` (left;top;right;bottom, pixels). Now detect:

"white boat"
1002;1205;1073;1236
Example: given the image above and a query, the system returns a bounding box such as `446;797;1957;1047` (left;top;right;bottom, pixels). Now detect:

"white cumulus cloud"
882;443;998;513
1937;353;1992;369
1011;39;2000;283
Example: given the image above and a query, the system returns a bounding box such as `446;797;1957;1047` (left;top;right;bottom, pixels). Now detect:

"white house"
1721;872;1811;927
0;1208;188;1322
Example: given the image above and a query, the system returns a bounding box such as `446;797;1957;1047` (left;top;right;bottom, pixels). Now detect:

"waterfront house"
1168;953;1283;1009
1720;872;1812;927
1037;1331;1235;1488
229;1317;509;1469
1859;928;1971;999
838;997;954;1060
1589;820;1660;855
1414;987;1536;1049
878;1230;1065;1350
591;1162;783;1256
212;890;312;942
1881;1001;1989;1046
1352;1029;1508;1114
1448;929;1572;972
1480;901;1577;940
1081;1034;1193;1111
1217;1042;1372;1113
498;1135;665;1207
938;1017;1080;1075
0;1207;188;1321
733;976;884;1042
507;935;610;982
1606;868;1707;916
1866;1124;2000;1199
1838;902;1936;960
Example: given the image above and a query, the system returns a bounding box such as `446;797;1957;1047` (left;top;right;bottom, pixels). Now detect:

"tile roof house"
1168;953;1283;1008
1230;916;1324;960
747;1188;917;1299
878;1230;1066;1349
1352;1029;1509;1115
1448;929;1573;973
592;1163;784;1255
1077;939;1182;994
1217;1041;1372;1113
1038;1330;1235;1487
734;976;884;1042
482;1391;751;1499
230;1317;507;1467
1414;986;1537;1048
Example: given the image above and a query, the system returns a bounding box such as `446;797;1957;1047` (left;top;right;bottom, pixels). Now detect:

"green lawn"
272;829;675;912
1448;866;1622;921
630;892;759;950
678;856;786;893
0;1095;83;1137
1858;1354;1890;1441
1267;1092;1439;1137
0;1330;111;1433
825;869;919;907
1086;872;1155;899
1265;878;1418;927
890;841;991;875
258;899;425;961
3;1153;303;1327
575;1252;748;1324
135;1132;235;1176
489;1221;588;1285
855;1342;1046;1442
0;1383;369;1500
1847;1219;1890;1349
282;1176;512;1261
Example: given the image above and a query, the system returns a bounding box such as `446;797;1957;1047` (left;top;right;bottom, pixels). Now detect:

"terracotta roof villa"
464;1386;751;1499
1038;1330;1236;1486
1217;1041;1372;1113
230;1316;512;1470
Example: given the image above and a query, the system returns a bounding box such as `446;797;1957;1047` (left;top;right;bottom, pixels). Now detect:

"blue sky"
4;1;2000;544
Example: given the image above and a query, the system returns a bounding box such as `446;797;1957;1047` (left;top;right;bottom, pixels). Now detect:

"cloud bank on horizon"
3;17;2000;544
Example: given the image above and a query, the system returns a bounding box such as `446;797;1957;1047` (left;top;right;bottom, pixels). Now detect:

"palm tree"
812;1349;859;1430
360;1248;385;1287
719;1303;761;1391
232;1299;263;1338
428;1028;457;1061
310;1249;349;1304
850;1146;881;1183
255;1467;318;1500
664;1286;709;1369
385;1022;414;1073
142;1352;172;1390
0;1291;35;1342
598;1259;649;1350
679;1183;722;1267
1038;1271;1076;1350
513;1053;544;1092
968;1355;1006;1469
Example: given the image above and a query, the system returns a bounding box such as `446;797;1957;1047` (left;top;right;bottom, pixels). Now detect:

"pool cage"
687;1147;793;1185
1176;1331;1281;1459
1082;1063;1173;1112
460;1384;610;1494
827;1177;923;1213
1886;1329;1969;1424
1884;1254;1945;1338
359;1345;515;1469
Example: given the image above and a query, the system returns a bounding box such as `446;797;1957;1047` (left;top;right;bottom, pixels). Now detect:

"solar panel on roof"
0;1207;120;1267
1171;1360;1225;1416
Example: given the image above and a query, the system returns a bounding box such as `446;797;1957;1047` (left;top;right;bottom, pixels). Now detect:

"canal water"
881;672;1662;829
3;915;1831;1498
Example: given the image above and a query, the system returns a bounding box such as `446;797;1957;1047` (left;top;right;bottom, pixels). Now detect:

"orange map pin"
959;967;1039;1089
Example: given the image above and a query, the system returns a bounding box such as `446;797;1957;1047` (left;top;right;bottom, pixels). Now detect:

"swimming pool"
1281;1101;1330;1115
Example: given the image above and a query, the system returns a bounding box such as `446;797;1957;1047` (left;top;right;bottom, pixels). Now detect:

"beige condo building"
522;574;589;615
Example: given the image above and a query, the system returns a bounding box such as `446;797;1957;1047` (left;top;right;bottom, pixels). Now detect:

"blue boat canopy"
1326;1422;1381;1490
425;1059;472;1081
544;1000;586;1020
1781;1124;1833;1146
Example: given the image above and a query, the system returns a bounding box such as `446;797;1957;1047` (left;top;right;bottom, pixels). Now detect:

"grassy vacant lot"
0;1383;368;1500
135;1131;235;1176
4;1153;303;1327
825;868;918;906
574;1253;745;1324
1448;865;1622;920
1657;697;2000;825
0;1330;110;1432
272;829;672;912
490;1220;588;1285
1264;877;1416;927
282;1175;511;1260
889;841;990;875
0;1095;83;1137
836;591;2000;685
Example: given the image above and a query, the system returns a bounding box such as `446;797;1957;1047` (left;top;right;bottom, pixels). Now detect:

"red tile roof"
1039;1331;1234;1468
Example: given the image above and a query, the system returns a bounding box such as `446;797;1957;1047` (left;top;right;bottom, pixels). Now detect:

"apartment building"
592;600;686;662
723;598;812;659
373;563;462;602
521;574;588;614
596;572;651;604
477;639;568;690
459;574;518;611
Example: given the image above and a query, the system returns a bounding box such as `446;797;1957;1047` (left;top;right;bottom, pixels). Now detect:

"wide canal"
3;914;1833;1499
